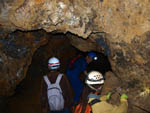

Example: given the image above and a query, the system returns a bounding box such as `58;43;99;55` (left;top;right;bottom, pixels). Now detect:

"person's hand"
106;92;112;100
120;94;128;100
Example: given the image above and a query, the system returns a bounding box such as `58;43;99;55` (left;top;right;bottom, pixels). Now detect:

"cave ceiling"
0;0;150;112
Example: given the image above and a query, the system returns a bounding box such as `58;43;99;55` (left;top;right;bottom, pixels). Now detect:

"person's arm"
40;79;49;113
61;75;74;108
112;94;128;113
100;95;109;101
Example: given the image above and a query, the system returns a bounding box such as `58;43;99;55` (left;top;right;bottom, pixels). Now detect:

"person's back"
88;94;128;113
66;56;87;103
40;57;74;113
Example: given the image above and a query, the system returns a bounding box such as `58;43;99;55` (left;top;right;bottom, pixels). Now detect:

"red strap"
70;54;81;65
48;62;60;65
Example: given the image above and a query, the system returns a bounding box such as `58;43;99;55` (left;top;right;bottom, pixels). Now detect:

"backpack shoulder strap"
89;99;101;106
88;94;100;100
55;73;63;84
43;75;51;87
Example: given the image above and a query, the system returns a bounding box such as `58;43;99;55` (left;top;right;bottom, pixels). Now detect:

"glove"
120;94;128;100
106;92;112;100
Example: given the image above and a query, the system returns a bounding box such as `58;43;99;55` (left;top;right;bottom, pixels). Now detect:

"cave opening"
4;30;112;113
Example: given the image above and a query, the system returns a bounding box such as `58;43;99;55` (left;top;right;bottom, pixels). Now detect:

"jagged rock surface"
0;30;48;95
0;0;150;112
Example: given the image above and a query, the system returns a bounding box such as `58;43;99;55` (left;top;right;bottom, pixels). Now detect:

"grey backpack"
43;74;64;111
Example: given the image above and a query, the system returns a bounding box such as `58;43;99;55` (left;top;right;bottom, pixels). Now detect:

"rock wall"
1;0;150;38
0;0;150;112
0;30;48;96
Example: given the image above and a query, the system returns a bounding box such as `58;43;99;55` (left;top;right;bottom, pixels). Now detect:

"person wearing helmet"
48;57;60;70
87;52;98;61
85;71;105;92
76;71;128;113
66;51;97;103
40;57;74;113
86;52;112;76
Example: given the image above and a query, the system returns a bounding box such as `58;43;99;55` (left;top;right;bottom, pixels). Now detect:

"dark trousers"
50;108;71;113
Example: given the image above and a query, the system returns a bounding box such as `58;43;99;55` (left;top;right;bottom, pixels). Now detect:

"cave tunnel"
1;30;112;113
1;0;150;113
0;29;150;113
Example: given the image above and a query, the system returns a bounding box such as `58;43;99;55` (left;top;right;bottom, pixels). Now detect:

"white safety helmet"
48;57;60;70
85;71;104;85
85;71;104;91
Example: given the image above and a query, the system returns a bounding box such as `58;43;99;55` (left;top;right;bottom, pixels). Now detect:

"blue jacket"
66;57;88;102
